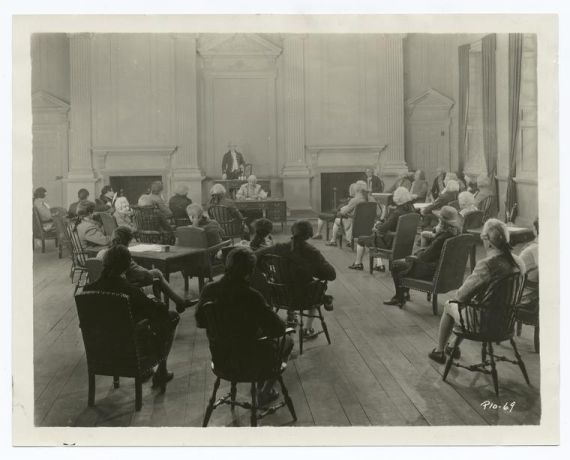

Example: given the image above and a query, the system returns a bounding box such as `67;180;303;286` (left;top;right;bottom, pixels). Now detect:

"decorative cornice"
198;33;282;57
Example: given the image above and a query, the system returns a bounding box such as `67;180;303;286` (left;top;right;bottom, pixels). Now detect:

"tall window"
464;41;487;176
516;34;538;181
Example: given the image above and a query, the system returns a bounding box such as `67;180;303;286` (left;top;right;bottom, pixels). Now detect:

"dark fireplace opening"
109;175;162;206
320;172;363;212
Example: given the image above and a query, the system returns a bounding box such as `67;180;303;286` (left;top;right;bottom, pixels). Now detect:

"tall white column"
171;34;203;203
65;33;97;206
281;35;312;211
381;35;408;187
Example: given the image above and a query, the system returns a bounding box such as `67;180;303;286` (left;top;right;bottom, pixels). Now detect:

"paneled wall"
31;34;70;207
305;35;386;146
91;35;177;147
33;33;407;210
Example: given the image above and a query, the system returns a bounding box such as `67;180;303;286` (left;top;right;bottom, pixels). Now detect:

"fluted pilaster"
281;35;311;210
382;35;408;177
171;34;203;201
68;34;94;175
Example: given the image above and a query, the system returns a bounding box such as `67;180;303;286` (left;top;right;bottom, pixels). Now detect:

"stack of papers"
129;244;164;253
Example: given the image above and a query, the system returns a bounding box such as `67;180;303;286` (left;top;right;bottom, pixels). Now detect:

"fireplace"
109;175;162;206
320;172;363;212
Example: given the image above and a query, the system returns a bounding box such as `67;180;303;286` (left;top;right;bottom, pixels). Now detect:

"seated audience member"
113;194;136;232
458;191;478;218
466;175;478;194
518;218;539;314
209;183;249;240
195;247;293;407
313;182;357;240
386;172;414;193
349;187;415;272
169;184;192;220
74;201;111;249
421;179;460;219
474;175;496;209
97;227;196;313
68;189;95;218
325;181;376;248
428;219;526;363
385;206;462;307
364;167;384;193
249;218;274;251
257;220;337;338
95;185;116;212
138;181;173;219
84;245;180;388
186;203;224;247
33;187;57;231
410;170;429;202
236;175;268;200
455;171;468;192
430;167;447;200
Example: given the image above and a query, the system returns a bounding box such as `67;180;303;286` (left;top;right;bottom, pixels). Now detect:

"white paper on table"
128;244;164;253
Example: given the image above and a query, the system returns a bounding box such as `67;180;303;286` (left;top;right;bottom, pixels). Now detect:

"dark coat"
423;190;458;214
364;174;384;193
221;150;245;178
168;195;192;220
84;275;170;324
195;276;285;377
430;175;446;200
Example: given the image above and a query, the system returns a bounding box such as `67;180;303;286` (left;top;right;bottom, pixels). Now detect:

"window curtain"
458;44;470;171
505;33;524;223
481;34;499;217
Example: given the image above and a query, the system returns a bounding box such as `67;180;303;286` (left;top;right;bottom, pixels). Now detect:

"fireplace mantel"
91;145;178;173
306;144;388;173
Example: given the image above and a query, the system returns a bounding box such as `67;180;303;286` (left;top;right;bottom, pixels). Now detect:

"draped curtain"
458;44;470;171
481;34;499;217
505;33;524;222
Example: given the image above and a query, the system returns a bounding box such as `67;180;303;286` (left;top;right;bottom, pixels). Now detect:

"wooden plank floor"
33;232;541;427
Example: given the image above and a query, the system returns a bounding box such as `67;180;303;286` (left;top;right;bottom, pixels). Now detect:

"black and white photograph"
9;11;560;448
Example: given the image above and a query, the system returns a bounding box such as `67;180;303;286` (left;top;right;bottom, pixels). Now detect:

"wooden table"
466;225;535;247
234;198;287;230
85;244;210;290
371;192;393;206
413;202;431;211
214;179;271;199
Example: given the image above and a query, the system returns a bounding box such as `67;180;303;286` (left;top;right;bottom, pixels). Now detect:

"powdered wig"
482;218;520;268
114;196;130;214
186;203;204;219
174;184;189;196
445;180;460;193
210;183;227;196
414;169;426;181
225;247;256;279
348;182;357;197
458;191;475;209
354;180;368;194
247;175;257;184
393;186;412;206
444;172;458;185
477;175;491;188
